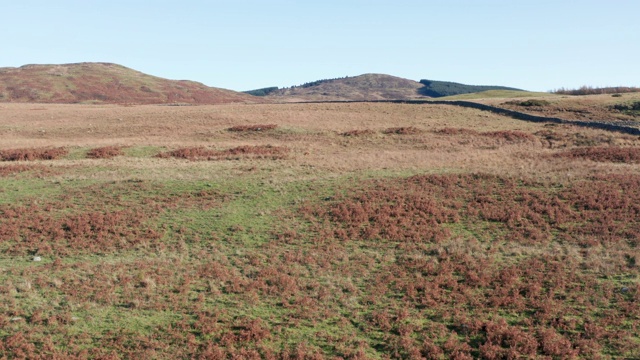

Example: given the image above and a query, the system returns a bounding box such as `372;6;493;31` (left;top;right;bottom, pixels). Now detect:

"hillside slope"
251;74;525;102
0;63;263;104
419;79;523;97
263;74;428;102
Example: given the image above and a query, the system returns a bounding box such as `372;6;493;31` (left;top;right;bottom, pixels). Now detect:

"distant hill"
0;63;263;104
246;74;525;102
418;79;523;98
252;74;428;102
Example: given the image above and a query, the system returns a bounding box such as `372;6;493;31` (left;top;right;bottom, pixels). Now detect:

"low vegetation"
243;87;279;97
382;126;422;135
611;101;640;116
554;146;640;163
1;100;639;358
419;79;523;97
340;129;376;137
157;145;290;161
227;124;278;132
0;63;261;104
553;86;640;96
87;146;125;159
435;128;537;143
505;99;550;107
0;147;68;161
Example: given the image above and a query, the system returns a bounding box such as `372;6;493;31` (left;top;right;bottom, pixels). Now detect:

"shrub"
0;164;52;177
157;145;289;161
0;147;68;161
554;146;640;163
87;146;125;159
434;128;535;142
382;126;421;135
433;128;479;136
340;129;375;137
611;101;640;113
156;147;213;160
216;145;289;160
506;99;550;107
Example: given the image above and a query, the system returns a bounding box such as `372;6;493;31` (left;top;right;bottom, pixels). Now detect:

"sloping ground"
0;63;264;104
479;92;640;123
418;79;523;97
1;102;640;358
265;73;428;102
438;89;554;100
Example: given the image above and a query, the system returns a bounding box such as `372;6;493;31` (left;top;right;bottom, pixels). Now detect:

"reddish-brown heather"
0;164;59;177
0;182;223;255
435;128;536;142
434;127;480;136
227;124;278;132
0;147;68;161
303;173;640;247
382;126;422;135
86;146;125;159
158;145;290;161
481;130;537;142
340;129;376;137
555;146;640;163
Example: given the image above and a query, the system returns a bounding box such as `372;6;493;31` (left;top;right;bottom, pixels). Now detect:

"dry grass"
340;129;376;137
382;126;422;135
0;147;68;161
157;145;290;161
1;102;639;182
227;124;278;132
87;146;125;159
481;92;640;122
553;146;640;163
2;99;640;358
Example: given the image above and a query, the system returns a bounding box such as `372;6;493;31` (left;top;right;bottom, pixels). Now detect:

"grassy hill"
419;79;524;97
0;63;264;104
248;75;526;102
257;74;428;101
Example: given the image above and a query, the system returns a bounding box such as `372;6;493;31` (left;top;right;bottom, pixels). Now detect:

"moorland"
1;64;640;359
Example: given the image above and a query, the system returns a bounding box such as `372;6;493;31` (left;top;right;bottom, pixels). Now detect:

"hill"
419;79;523;97
0;62;263;104
248;74;525;102
256;74;428;101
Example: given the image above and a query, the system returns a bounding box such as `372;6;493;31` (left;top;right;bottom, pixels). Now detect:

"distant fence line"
293;99;640;136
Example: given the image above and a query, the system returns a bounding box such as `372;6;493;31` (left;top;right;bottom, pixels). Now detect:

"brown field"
1;100;639;358
480;92;640;123
1;102;639;178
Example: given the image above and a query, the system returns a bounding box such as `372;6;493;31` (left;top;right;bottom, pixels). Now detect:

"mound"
257;73;428;101
0;62;264;104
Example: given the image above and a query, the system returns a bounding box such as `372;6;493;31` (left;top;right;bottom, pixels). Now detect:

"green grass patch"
124;146;165;158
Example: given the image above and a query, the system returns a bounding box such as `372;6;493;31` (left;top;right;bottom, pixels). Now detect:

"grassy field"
1;101;639;358
481;92;640;123
437;90;555;100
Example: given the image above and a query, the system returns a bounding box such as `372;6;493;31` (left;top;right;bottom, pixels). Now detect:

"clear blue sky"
3;0;639;92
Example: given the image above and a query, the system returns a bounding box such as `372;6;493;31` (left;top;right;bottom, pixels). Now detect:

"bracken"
0;147;68;161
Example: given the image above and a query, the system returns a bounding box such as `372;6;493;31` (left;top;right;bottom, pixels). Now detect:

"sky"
2;0;639;92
